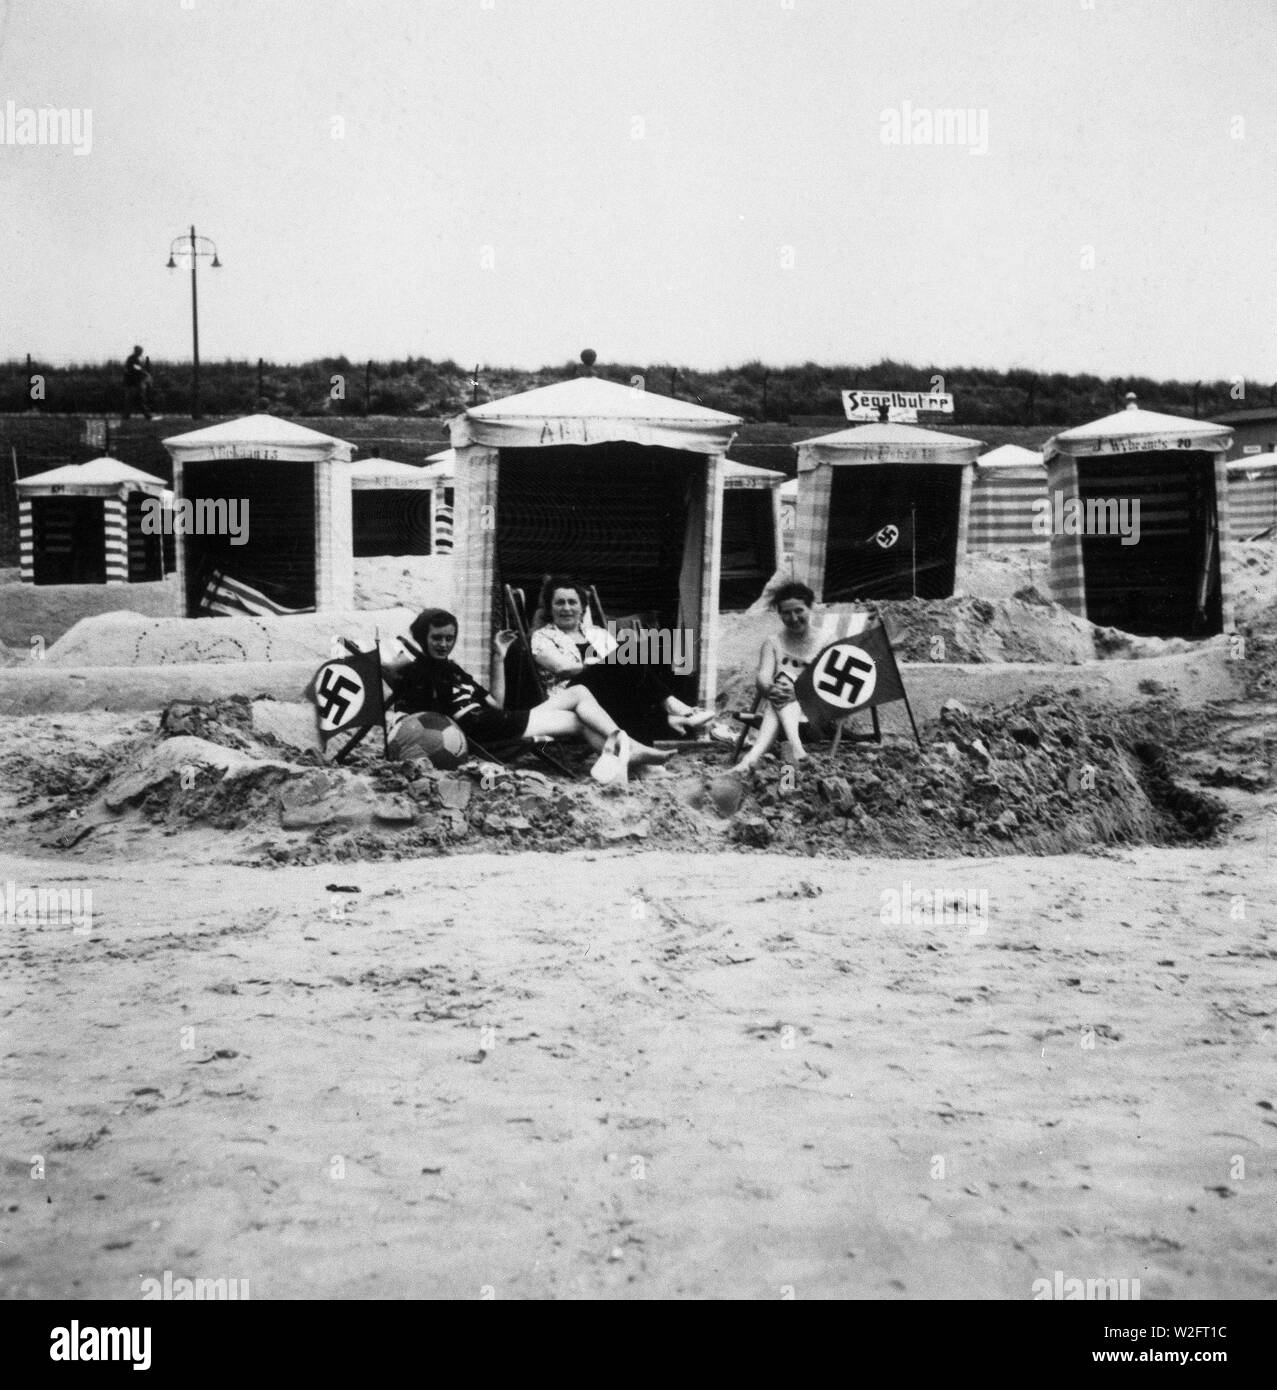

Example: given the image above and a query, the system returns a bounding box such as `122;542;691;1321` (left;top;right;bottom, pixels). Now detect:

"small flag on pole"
305;644;386;750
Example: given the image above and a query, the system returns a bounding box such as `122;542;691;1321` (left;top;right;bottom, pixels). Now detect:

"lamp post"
166;226;221;418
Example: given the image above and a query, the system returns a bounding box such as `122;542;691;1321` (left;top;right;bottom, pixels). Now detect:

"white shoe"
591;730;631;786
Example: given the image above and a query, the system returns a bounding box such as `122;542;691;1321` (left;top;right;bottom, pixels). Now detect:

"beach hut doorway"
495;443;694;628
347;457;435;557
824;463;965;600
1074;452;1222;636
720;461;784;610
32;497;107;585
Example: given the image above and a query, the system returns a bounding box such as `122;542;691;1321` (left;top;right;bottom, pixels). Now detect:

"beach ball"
412;713;468;770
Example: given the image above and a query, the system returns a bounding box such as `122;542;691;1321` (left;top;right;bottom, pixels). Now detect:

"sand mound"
4;691;1229;865
44;608;415;668
719;594;1208;710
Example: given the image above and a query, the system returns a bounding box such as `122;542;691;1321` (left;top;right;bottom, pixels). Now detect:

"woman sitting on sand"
383;607;671;783
734;581;828;773
529;575;714;744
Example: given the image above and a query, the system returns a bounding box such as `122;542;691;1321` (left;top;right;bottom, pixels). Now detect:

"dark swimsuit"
396;657;531;743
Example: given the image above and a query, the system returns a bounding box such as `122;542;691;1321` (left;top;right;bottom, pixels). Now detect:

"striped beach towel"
199;569;316;618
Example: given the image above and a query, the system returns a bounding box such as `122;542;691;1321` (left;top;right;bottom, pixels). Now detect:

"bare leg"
777;701;809;760
530;688;670;764
539;684;619;741
735;703;781;770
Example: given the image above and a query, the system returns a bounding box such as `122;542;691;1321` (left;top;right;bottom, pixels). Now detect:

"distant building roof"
1209;407;1277;425
976;443;1044;470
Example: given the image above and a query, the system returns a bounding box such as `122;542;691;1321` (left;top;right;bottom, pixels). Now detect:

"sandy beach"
3;807;1273;1300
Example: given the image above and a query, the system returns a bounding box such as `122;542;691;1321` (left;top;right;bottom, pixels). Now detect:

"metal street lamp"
166;225;221;418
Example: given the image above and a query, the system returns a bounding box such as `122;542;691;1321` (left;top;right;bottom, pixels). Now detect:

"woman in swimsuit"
734;581;826;772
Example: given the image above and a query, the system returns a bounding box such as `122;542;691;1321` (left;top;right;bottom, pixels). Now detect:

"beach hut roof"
976;443;1044;469
1045;399;1232;460
163;413;355;463
451;376;741;452
345;456;432;489
723;459;785;487
1227;451;1277;477
17;456;167;492
797;421;984;467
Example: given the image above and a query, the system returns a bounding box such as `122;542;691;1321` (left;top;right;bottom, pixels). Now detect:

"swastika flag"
792;622;907;730
305;645;386;746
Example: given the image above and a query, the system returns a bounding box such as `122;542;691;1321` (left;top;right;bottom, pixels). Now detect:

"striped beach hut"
163;415;355;617
779;477;797;555
1042;397;1234;637
423;449;456;553
968;444;1047;548
1227;452;1277;540
449;377;741;705
790;422;984;601
346;456;436;557
15;457;168;586
720;460;785;610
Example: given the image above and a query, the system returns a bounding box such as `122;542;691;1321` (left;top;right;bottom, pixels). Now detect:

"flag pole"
375;627;388;757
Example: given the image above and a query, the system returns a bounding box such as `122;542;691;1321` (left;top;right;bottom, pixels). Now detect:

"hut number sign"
203;445;282;459
842;390;954;423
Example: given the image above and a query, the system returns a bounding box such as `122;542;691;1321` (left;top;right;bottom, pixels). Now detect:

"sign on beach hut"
1042;397;1233;637
788;421;984;601
449;377;741;705
162;415;355;617
15;456;168;586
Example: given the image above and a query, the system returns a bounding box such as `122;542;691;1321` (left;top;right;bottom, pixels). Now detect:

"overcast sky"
2;0;1273;380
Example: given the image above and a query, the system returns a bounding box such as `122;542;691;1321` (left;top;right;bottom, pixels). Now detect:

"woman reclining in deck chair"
383;607;672;784
529;575;715;745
